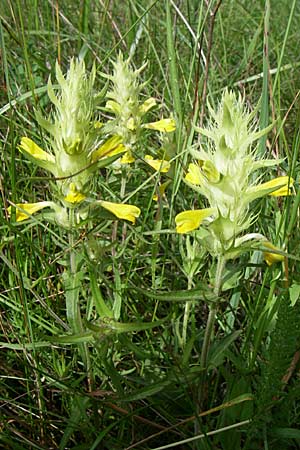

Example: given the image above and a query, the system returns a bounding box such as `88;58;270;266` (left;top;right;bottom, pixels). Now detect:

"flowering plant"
175;90;293;263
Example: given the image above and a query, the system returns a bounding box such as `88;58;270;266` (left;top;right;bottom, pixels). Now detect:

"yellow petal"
257;176;294;197
94;121;103;129
120;150;135;164
64;183;86;204
126;117;136;131
263;242;285;266
99;201;141;224
185;163;202;185
145;155;171;173
105;100;121;114
175;208;215;233
143;118;176;133
8;201;53;222
140;97;157;114
19;137;55;163
92;136;125;162
202;160;220;183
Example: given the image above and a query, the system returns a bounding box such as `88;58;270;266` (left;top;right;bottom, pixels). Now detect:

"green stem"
182;276;193;347
66;208;82;333
199;255;226;407
66;209;92;382
200;255;225;369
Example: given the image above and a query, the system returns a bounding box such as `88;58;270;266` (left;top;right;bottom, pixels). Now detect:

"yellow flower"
120;150;135;164
105;100;121;115
252;176;294;197
140;97;157;114
19;137;55;163
263;242;285;266
8;201;54;222
99;201;141;224
143;118;176;133
175;208;216;233
126;117;136;131
64;183;86;204
92;136;125;162
145;155;171;173
185;163;202;185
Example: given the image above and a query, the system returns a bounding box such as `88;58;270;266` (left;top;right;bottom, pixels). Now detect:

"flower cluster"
175;90;293;263
102;53;175;166
8;58;142;227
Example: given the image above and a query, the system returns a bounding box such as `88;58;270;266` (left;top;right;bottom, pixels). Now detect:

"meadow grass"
1;1;300;449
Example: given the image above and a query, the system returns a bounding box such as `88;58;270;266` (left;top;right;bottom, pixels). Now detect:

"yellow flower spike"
8;201;54;222
185;163;202;185
263;242;285;266
92;136;125;162
145;155;171;173
175;208;216;234
99;201;141;224
140;97;157;114
143;118;176;133
64;183;86;204
19;137;55;163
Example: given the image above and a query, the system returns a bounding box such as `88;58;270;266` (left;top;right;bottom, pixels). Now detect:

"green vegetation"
1;1;300;449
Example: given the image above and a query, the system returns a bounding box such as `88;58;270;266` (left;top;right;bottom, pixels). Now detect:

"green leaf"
208;330;242;369
130;285;217;302
272;428;300;440
46;331;94;344
89;266;114;318
86;318;164;335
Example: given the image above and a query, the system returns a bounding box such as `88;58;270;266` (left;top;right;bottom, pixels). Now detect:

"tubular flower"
98;201;141;224
175;208;216;234
8;201;58;222
176;90;294;259
102;53;175;165
145;155;171;173
263;242;285;266
143;118;176;133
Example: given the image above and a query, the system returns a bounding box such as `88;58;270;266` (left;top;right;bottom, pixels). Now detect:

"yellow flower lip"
92;136;125;162
120;150;135;164
185;163;202;185
143;118;176;133
263;242;285;266
253;176;294;197
8;201;54;222
19;137;55;163
64;183;86;204
99;201;141;224
145;155;171;173
140;97;157;114
175;208;216;233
